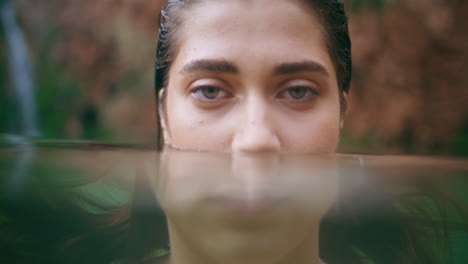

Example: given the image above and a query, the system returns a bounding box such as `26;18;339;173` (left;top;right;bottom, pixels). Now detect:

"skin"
157;0;343;263
162;0;342;153
155;151;337;264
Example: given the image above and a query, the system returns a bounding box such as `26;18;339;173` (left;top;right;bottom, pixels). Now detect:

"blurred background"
0;0;467;156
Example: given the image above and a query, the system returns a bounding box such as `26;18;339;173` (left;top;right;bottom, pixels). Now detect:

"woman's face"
155;151;338;264
163;0;341;153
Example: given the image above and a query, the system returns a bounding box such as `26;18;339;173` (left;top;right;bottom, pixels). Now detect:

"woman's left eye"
277;87;319;101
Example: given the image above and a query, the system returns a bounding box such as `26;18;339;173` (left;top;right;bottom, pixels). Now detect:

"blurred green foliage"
1;22;111;141
0;18;16;135
340;131;379;154
36;28;83;138
453;125;468;157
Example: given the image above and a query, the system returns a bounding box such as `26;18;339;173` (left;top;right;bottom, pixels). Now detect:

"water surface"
0;137;467;263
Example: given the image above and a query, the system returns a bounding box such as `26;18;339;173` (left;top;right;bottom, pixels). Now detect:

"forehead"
172;0;334;74
184;0;318;31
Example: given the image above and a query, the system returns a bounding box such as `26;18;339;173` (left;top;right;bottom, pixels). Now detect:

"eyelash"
276;86;320;102
190;86;233;102
189;84;320;104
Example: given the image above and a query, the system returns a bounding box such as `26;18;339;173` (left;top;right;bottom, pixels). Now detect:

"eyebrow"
180;59;239;74
273;61;329;77
179;59;329;77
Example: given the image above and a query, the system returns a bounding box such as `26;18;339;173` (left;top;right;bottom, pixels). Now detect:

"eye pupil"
202;87;220;99
288;87;307;99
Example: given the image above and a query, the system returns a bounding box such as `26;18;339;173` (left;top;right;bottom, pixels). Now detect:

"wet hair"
2;157;465;264
0;160;169;264
154;0;352;148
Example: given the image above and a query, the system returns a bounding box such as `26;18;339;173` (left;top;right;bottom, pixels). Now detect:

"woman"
155;0;351;152
153;0;351;263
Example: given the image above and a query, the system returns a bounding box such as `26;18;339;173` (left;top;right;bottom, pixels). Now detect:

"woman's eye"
278;87;319;101
191;86;232;101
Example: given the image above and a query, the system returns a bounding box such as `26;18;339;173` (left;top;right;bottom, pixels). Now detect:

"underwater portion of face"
155;151;338;264
163;0;341;153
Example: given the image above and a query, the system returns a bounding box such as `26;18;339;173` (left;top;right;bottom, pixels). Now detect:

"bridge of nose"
231;95;281;152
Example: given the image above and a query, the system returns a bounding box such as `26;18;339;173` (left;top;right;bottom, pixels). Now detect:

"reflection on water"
0;138;467;263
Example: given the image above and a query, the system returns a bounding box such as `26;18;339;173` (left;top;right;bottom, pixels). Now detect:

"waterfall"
1;0;39;137
1;0;37;198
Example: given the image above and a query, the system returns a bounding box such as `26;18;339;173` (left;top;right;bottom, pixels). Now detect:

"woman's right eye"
191;86;232;101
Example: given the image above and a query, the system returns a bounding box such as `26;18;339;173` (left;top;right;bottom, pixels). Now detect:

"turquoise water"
0;136;467;263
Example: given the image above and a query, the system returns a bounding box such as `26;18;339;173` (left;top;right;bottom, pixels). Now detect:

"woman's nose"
231;99;281;153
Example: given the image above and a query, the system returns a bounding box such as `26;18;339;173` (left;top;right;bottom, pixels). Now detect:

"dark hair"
0;160;169;264
154;0;352;148
2;155;465;264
